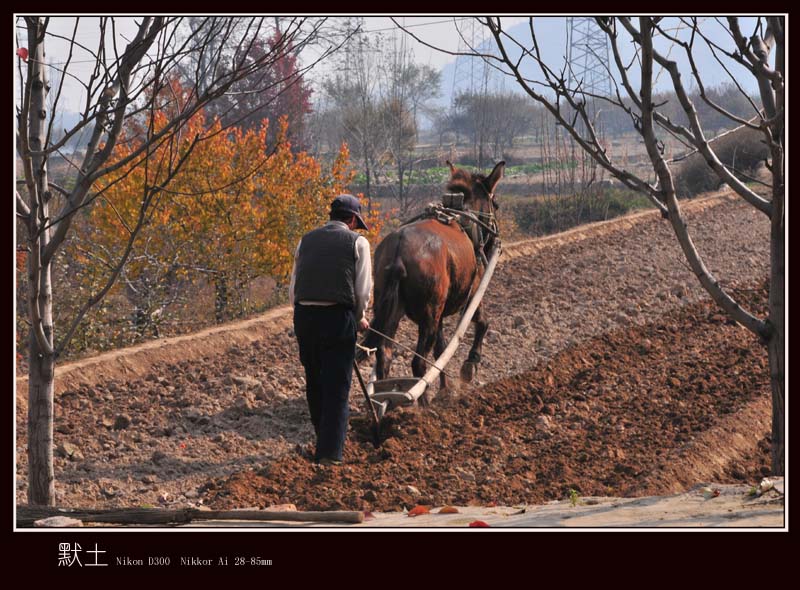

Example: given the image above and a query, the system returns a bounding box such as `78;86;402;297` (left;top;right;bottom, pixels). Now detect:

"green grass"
351;161;578;187
569;488;580;507
510;161;577;175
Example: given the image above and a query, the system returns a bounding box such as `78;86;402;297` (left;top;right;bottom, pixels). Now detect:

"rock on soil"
34;516;83;527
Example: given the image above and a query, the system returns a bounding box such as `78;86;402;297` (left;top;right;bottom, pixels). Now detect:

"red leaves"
407;505;430;517
17;47;28;61
469;520;490;527
363;511;375;521
16;250;27;272
438;506;460;514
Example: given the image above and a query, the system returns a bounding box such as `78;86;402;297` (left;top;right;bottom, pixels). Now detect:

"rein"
364;325;456;380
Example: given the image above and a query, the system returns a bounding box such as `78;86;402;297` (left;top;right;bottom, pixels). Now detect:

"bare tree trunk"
28;215;56;506
363;142;372;212
214;274;229;324
768;158;785;475
768;254;784;475
767;16;785;476
25;18;56;506
27;272;56;506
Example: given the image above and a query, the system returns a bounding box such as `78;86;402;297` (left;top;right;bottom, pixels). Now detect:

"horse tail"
358;240;407;361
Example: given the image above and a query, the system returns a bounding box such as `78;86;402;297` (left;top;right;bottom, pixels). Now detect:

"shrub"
674;126;769;197
508;188;653;238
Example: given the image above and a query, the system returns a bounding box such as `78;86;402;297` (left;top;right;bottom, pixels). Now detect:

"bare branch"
654;19;761;131
638;18;768;340
620;17;772;216
54;131;201;358
391;16;498;61
665;118;761;164
16;191;31;219
484;19;667;213
43;19;79;153
681;18;764;119
43;17;165;265
728;17;780;122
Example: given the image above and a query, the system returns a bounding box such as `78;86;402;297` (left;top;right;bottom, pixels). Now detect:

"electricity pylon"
566;17;612;100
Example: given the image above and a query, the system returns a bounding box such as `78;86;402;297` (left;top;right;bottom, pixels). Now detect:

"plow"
354;197;503;442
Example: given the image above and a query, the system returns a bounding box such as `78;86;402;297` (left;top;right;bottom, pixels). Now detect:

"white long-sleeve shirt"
288;221;372;322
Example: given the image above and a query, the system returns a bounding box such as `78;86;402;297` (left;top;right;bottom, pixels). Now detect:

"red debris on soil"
201;284;771;513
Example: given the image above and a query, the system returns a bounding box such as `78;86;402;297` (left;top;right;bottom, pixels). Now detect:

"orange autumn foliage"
77;104;384;324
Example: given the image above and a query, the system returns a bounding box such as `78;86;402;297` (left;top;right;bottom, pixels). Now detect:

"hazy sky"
14;16;528;112
15;15;767;116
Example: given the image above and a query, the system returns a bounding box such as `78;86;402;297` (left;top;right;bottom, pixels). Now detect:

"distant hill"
437;17;761;107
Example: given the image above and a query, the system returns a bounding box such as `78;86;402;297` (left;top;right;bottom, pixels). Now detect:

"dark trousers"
293;304;356;461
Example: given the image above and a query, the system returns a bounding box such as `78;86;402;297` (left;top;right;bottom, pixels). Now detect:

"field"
14;189;780;525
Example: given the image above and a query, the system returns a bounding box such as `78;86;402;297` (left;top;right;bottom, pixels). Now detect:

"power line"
358;17;471;34
39;17;475;66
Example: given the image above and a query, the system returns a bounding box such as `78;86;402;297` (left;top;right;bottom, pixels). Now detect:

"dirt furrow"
15;189;772;508
15;190;741;403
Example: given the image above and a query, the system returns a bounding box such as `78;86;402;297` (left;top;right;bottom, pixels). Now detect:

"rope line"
365;326;456;380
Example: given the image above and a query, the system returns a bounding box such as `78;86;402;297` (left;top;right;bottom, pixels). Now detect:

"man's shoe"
317;457;342;466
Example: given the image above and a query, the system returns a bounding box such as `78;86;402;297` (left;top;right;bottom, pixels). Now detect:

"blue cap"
330;194;369;230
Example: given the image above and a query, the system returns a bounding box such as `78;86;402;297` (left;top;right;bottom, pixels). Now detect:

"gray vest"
294;223;358;308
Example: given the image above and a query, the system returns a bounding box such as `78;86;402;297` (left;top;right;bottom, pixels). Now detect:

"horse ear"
446;160;456;175
486;161;506;192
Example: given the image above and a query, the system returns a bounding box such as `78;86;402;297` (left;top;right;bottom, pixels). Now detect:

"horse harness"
401;194;499;267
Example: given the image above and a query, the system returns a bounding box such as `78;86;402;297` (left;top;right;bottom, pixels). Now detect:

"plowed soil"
202;287;771;512
15;192;774;513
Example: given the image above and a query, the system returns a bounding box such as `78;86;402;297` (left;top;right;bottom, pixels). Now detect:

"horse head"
445;160;506;218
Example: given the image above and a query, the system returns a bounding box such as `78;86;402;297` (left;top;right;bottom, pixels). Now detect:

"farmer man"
289;194;372;466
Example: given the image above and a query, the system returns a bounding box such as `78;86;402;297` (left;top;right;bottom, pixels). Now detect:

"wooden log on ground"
17;506;364;527
192;509;364;524
17;507;195;526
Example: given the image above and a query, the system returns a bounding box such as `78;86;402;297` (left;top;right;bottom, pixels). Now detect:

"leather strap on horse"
402;203;499;237
457;208;499;238
400;202;498;268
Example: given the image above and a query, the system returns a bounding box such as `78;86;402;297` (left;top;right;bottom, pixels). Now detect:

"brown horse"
360;160;505;399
